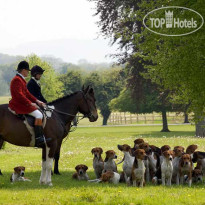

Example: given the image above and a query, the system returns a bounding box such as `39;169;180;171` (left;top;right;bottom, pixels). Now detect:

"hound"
72;164;89;181
172;146;184;185
117;144;135;185
186;144;198;154
91;147;104;178
192;168;203;183
192;151;205;176
161;150;174;186
160;145;171;165
179;154;193;187
133;138;145;149
186;144;198;159
88;171;120;184
103;150;117;173
10;166;31;182
131;149;146;187
138;142;151;182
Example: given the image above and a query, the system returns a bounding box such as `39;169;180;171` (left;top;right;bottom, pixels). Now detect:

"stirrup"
35;137;45;147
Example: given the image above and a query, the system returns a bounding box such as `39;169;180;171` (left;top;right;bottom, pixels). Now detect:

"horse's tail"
0;138;4;150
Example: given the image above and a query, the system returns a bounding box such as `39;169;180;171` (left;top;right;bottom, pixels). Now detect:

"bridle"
45;90;94;121
81;91;95;119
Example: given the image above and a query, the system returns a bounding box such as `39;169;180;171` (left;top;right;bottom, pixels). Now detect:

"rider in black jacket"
27;65;47;103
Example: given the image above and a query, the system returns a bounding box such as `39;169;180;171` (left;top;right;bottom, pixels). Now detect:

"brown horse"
0;86;98;186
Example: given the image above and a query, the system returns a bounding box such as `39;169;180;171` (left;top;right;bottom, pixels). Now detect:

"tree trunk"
184;112;189;123
103;115;110;125
101;109;111;126
196;120;205;137
161;110;170;132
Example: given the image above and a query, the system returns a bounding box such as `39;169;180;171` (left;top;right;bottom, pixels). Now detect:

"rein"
46;91;93;119
44;91;93;133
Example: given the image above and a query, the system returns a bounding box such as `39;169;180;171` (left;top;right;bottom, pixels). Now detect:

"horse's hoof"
54;171;61;175
39;181;46;185
47;182;53;186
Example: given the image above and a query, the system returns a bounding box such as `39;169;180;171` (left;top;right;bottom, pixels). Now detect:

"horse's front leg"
40;141;57;186
39;147;47;185
46;141;57;186
54;139;63;175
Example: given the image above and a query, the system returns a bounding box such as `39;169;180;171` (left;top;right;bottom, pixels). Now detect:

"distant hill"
0;53;24;65
0;53;113;72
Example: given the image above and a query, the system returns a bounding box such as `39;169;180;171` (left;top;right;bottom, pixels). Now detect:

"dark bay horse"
0;86;98;186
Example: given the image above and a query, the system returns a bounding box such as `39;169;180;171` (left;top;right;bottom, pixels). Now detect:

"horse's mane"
48;91;80;105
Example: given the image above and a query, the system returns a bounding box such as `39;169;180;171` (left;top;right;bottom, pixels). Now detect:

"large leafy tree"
59;69;83;95
90;0;204;132
84;68;125;125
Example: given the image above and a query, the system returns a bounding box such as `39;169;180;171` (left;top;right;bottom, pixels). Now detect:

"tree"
84;68;125;125
90;0;204;134
27;54;63;102
59;69;83;95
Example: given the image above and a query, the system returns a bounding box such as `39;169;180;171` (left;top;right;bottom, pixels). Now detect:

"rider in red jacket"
9;61;50;147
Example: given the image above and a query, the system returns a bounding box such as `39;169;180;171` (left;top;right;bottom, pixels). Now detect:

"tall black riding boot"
34;119;51;147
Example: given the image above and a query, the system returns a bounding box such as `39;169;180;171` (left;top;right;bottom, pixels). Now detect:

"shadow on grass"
132;131;195;138
0;170;128;190
0;170;202;191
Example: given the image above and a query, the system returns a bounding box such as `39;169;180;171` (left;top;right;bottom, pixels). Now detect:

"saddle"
9;105;54;127
8;106;54;147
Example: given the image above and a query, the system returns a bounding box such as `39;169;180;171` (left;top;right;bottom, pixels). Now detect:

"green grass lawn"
1;125;205;205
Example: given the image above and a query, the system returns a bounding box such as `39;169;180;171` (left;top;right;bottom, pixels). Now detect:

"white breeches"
28;110;43;119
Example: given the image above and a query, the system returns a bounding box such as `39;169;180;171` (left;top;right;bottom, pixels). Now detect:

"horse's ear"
89;87;94;95
84;85;90;94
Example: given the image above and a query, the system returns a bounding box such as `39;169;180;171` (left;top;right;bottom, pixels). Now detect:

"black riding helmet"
17;61;30;71
31;65;45;77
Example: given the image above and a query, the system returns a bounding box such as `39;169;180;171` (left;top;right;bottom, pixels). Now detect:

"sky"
0;0;118;63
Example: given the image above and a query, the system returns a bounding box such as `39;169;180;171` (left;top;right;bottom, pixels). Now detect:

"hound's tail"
88;179;102;183
117;156;125;165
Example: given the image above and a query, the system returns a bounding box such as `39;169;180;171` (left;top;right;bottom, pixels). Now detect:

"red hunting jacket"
9;74;37;114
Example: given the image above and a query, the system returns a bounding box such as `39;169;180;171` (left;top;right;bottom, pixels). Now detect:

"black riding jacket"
27;78;47;103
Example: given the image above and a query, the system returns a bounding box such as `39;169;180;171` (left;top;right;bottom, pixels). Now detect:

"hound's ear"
22;166;25;171
104;156;108;162
91;148;94;154
99;148;103;154
126;146;130;151
134;158;138;168
14;167;18;172
84;165;88;171
75;165;79;171
180;158;184;167
190;156;193;166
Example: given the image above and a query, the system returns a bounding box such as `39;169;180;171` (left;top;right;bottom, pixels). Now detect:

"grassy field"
1;124;205;205
0;96;10;104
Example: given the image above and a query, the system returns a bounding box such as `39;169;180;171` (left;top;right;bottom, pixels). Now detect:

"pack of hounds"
72;138;205;187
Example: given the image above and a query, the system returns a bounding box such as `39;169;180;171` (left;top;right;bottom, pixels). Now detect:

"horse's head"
79;86;98;122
